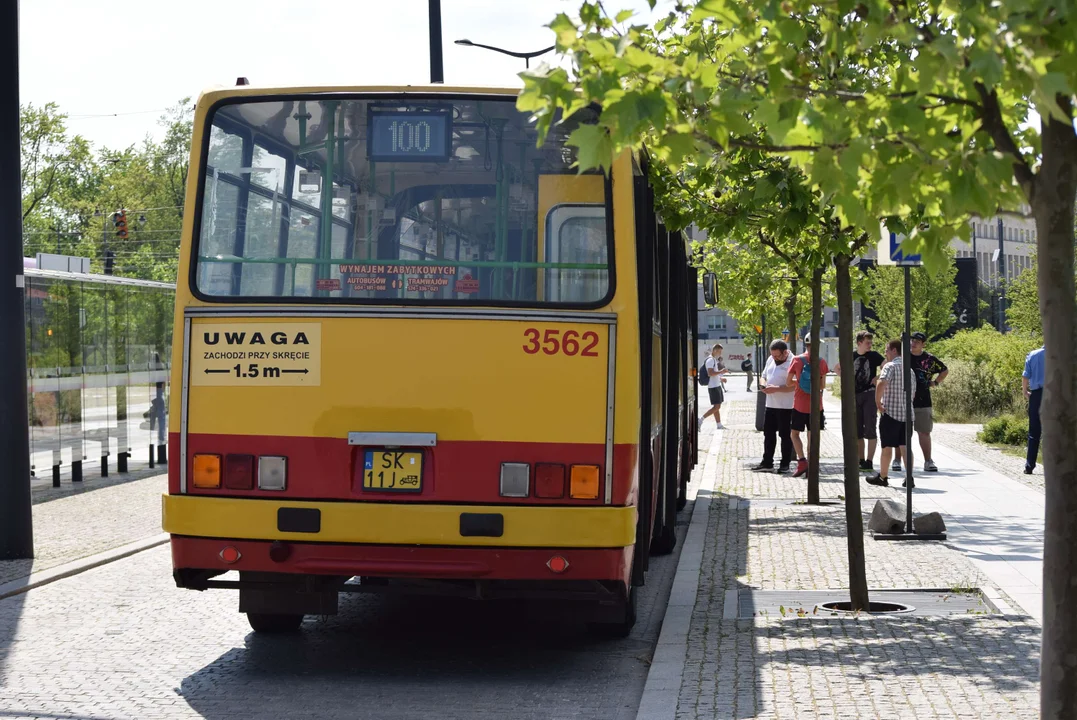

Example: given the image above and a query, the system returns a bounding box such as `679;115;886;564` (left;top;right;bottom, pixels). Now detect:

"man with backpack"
785;333;829;478
698;343;728;430
742;355;755;391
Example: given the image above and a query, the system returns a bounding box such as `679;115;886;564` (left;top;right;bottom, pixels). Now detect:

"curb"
636;429;722;720
0;533;169;601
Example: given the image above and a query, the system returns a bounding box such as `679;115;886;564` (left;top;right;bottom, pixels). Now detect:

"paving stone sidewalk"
660;397;1041;720
0;473;166;585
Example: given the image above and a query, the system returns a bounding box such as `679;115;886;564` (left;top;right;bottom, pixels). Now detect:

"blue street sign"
889;232;922;266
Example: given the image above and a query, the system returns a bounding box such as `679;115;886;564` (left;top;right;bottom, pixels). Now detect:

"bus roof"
195;84;520;107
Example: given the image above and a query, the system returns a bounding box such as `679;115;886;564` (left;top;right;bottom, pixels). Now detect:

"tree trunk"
836;255;870;611
1036;111;1077;720
807;266;823;503
785;280;799;355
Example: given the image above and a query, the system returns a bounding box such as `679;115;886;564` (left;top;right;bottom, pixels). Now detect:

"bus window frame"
544;203;607;304
188;92;617;311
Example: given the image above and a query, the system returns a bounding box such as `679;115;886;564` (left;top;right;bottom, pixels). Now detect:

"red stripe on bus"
168;432;638;505
171;536;632;586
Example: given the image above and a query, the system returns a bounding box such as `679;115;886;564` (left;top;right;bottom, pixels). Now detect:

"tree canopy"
21;99;192;281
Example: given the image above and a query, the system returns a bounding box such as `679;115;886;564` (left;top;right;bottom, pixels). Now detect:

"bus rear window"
193;97;611;306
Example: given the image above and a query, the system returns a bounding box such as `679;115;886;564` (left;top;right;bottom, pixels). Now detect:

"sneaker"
697;417;704;431
777;465;790;474
793;459;808;478
902;479;915;488
891;460;902;472
1024;466;1034;475
866;473;889;487
858;459;871;472
924;460;938;472
752;462;774;471
714;422;725;430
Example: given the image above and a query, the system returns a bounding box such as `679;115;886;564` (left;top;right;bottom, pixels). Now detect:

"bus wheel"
246;612;304;633
586;586;637;638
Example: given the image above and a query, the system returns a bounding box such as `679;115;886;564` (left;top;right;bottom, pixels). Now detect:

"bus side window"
545;204;608;303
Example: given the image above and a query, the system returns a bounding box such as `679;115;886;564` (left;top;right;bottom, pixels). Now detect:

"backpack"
698;361;710;386
796;354;813;393
741;358;753;372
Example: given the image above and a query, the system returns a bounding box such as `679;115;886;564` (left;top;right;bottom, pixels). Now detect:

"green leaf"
616;8;635;22
566;123;615;173
549;13;579;49
775;18;807;49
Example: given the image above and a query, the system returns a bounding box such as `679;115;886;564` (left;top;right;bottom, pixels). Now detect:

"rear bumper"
171;536;632;583
162;494;637;547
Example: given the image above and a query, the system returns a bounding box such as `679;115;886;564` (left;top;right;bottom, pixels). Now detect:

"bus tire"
587;586;637;638
246;612;304;633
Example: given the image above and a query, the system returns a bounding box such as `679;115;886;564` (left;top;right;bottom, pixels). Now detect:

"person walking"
868;339;912;487
699;343;728;430
835;331;885;472
906;331;948;473
785;333;828;478
742;355;755;392
1022;344;1045;474
753;339;795;473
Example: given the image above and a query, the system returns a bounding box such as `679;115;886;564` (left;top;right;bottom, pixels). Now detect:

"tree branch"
974;82;1036;194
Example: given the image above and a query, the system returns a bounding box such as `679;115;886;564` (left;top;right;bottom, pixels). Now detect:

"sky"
20;0;668;151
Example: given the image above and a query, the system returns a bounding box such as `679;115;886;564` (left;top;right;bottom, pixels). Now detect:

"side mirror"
702;271;718;306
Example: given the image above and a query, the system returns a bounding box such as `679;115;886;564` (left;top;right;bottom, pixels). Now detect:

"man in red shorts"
785;333;829;478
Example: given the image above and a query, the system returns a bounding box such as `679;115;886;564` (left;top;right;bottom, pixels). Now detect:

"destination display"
367;108;452;162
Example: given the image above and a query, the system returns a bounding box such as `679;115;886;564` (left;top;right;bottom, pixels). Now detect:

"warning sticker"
190;323;321;387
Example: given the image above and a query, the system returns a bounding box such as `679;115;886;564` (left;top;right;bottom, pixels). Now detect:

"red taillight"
547;555;569;573
535;463;566;498
219;546;241;564
224;454;255;490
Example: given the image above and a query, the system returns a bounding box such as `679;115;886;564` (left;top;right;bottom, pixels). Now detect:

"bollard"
72;460;82;483
149;444;155;469
755;387;767;431
101;454;109;478
52;464;60;488
118;452;128;473
157;444;167;465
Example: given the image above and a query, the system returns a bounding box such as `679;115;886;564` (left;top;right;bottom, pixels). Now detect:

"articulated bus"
163;84;698;635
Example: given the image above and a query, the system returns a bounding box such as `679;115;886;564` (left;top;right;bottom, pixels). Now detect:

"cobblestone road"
674;399;1041;719
0;433;712;720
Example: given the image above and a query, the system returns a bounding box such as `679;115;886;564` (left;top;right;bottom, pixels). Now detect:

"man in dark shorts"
699;343;728;430
868;339;911;487
785;333;828;478
909;331;948;472
835;331;885;472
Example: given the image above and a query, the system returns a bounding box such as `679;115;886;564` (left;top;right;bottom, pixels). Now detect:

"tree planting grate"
735;588;996;619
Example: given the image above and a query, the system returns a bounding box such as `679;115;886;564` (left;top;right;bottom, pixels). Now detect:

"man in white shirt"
699;343;728;430
753;339;796;473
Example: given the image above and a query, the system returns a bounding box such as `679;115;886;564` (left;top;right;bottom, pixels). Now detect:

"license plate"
363;450;423;492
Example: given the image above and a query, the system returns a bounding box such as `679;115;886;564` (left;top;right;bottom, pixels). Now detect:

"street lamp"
454;39;555;69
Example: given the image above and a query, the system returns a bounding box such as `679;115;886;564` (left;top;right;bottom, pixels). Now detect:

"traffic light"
103;249;115;275
112;209;128;239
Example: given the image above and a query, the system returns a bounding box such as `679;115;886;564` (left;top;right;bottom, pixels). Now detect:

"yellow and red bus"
163;84;698;635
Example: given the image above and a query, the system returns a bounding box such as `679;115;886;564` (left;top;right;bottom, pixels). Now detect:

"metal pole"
904;266;914;534
428;0;444;84
996;216;1006;330
0;0;34;559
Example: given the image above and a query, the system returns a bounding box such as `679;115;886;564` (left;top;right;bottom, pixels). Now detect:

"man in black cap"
899;331;948;473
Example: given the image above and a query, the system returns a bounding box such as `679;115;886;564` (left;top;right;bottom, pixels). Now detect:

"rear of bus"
163;86;645;634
